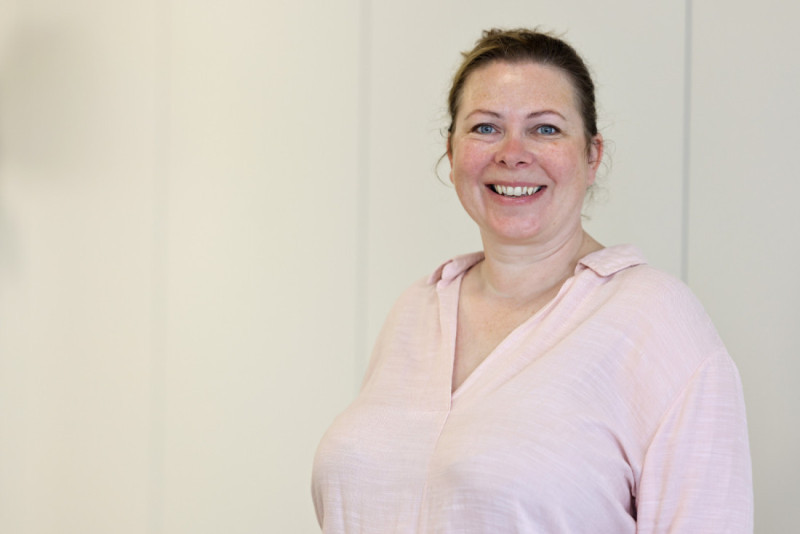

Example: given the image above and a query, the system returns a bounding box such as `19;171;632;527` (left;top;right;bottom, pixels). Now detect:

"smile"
490;185;545;197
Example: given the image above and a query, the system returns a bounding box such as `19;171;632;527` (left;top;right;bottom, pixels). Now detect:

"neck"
473;228;602;302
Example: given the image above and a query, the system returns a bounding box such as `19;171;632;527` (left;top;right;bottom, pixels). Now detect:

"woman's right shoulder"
381;274;440;330
387;251;484;314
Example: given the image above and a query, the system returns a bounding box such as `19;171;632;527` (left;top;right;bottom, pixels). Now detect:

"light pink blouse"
312;245;753;532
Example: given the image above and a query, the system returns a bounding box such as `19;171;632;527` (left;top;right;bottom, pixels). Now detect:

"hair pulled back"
447;28;598;144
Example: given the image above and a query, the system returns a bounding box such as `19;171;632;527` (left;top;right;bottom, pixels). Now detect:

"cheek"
451;143;488;177
449;153;480;204
547;147;592;184
452;178;481;222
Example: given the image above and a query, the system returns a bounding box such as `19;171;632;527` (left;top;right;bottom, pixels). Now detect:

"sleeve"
634;352;753;533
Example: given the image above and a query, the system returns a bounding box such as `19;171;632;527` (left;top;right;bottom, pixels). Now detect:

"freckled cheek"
450;159;486;203
540;149;589;184
451;146;493;179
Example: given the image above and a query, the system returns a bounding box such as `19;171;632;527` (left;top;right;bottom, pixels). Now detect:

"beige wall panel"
0;2;158;532
364;1;686;368
163;1;360;532
689;3;800;531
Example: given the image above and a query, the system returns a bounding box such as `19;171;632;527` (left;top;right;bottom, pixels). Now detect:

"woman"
312;28;753;532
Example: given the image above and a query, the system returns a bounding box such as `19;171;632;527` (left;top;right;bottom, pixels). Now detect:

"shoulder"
616;264;715;334
359;255;472;392
381;251;485;323
578;245;728;368
611;262;708;319
427;251;484;286
367;251;481;351
581;245;711;323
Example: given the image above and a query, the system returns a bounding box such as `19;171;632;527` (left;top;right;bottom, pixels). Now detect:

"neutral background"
0;1;797;532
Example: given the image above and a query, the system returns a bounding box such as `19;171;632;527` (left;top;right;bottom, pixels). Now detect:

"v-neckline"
430;245;644;402
446;268;579;400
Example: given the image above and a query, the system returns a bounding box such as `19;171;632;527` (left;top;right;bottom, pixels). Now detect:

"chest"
452;290;555;392
424;387;637;529
315;346;641;532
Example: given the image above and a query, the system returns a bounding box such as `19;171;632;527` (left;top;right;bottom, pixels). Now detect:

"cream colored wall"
689;3;800;532
0;2;160;532
0;1;360;532
0;1;797;533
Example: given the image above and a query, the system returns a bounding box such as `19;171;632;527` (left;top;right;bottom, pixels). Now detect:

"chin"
484;225;544;244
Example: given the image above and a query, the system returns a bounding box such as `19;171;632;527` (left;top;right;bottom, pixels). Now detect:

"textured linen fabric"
311;245;753;533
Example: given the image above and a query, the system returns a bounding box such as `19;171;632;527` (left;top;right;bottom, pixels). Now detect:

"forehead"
459;61;579;116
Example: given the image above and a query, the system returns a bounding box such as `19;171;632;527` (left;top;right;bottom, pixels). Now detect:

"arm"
635;352;753;533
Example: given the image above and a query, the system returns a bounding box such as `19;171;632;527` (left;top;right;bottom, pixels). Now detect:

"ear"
446;136;455;183
586;134;603;185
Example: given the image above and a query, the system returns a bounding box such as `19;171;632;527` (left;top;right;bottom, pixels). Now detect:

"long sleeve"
635;352;753;533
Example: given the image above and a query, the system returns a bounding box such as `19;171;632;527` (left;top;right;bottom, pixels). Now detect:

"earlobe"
588;134;603;170
447;138;455;183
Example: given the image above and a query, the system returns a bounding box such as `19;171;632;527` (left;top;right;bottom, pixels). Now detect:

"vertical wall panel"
163;1;360;532
0;2;158;532
363;0;686;369
689;3;800;531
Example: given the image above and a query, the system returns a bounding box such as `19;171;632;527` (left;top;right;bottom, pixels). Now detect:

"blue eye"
474;124;496;134
537;125;558;135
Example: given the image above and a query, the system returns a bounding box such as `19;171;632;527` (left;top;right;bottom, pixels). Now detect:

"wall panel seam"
355;0;371;392
681;0;693;284
149;0;171;531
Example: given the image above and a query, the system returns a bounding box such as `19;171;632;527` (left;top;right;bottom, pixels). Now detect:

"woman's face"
447;61;602;248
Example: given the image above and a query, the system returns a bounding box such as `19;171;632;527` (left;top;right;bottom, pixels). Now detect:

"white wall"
0;1;797;532
689;3;800;530
0;1;360;532
0;2;160;531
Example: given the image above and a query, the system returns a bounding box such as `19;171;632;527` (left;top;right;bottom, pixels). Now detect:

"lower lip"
487;186;546;203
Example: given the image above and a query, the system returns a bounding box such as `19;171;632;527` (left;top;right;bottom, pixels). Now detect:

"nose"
496;132;533;167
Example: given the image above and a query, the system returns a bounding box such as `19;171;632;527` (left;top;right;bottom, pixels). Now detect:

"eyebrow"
465;109;567;121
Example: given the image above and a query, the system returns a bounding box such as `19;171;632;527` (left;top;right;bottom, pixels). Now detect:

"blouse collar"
428;244;647;286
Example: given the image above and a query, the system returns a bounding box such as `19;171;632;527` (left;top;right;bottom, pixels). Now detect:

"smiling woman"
447;61;601;252
312;28;753;533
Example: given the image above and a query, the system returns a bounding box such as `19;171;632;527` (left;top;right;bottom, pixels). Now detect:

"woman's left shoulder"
588;245;705;312
584;245;726;355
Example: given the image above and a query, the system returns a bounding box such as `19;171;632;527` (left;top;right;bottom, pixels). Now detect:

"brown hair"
448;28;598;145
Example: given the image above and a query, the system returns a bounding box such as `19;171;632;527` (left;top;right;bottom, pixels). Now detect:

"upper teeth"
492;185;543;197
